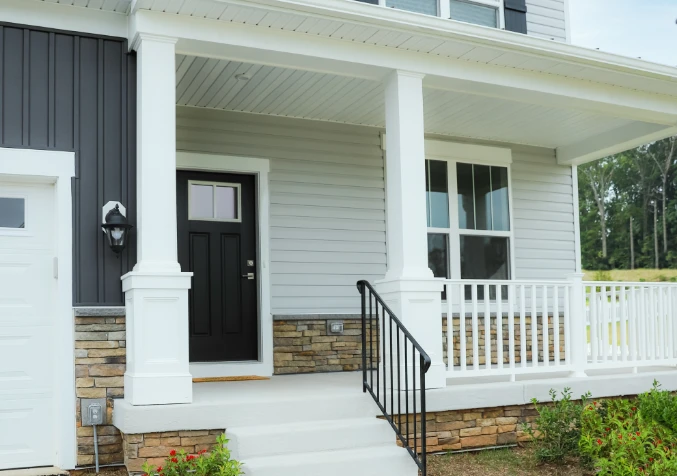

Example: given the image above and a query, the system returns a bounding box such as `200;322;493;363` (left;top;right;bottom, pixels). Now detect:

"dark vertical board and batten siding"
0;24;136;306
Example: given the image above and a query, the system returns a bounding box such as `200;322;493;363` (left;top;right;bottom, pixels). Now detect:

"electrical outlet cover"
81;398;107;426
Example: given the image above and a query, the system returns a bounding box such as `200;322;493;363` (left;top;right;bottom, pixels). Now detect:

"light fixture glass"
102;204;132;254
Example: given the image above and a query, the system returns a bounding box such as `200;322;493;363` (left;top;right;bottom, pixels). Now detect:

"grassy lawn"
428;447;590;476
587;322;627;346
583;268;677;282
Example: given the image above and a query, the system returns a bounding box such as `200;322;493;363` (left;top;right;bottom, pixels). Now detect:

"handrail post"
567;273;588;377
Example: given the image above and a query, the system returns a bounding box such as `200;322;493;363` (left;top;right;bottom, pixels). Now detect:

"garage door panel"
0;328;54;392
0;253;54;324
0;397;54;469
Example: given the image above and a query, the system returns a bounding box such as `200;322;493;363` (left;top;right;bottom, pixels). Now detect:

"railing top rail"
583;281;677;286
356;280;432;372
441;278;574;285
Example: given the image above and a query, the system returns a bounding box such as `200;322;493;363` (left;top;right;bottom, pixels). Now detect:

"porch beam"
130;10;677;126
556;123;677;165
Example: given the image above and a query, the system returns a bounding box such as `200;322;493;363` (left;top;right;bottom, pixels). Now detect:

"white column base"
122;271;193;405
374;277;446;389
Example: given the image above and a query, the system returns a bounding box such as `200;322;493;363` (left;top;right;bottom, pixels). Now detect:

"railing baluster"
390;316;394;420
564;284;571;365
484;284;491;370
412;342;417;459
420;354;427;476
472;284;479;371
601;285;609;362
531;284;538;367
611;285;617;361
520;285;526;368
667;286;673;359
658;286;665;360
361;283;367;392
508;283;516;377
590;285;597;363
382;303;386;410
650;287;656;361
397;330;401;434
404;338;409;447
460;284;467;372
553;285;560;366
370;291;374;392
497;285;503;370
620;286;628;361
629;286;636;361
639;286;647;361
542;285;549;367
446;284;452;373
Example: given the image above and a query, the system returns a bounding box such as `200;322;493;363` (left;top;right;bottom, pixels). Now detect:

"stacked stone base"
122;430;225;472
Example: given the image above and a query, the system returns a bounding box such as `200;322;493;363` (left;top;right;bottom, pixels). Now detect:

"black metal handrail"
357;280;431;476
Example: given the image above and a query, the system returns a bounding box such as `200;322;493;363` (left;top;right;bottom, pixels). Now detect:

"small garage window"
0;197;25;228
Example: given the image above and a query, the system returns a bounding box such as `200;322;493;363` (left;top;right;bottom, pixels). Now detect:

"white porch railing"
442;278;677;381
586;283;677;369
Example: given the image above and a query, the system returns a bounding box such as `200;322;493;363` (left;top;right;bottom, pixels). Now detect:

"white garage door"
0;180;57;470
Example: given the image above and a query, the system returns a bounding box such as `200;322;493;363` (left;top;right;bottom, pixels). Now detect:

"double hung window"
426;157;513;297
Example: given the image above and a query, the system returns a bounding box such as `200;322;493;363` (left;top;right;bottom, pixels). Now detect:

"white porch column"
121;34;193;405
375;70;446;389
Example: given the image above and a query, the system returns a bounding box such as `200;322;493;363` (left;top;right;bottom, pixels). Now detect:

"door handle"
242;272;255;280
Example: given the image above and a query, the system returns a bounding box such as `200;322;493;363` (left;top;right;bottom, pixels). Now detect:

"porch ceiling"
176;54;641;150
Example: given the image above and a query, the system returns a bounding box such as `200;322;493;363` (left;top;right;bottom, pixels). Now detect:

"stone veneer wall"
403;404;538;453
442;315;566;366
122;430;224;472
273;319;378;374
74;312;126;466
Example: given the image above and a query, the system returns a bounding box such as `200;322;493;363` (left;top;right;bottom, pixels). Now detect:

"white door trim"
176;151;273;378
0;147;76;470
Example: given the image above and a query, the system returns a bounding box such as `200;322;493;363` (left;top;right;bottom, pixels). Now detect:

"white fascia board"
214;0;677;83
382;135;513;164
1;0;128;39
557;123;677;166
132;10;677;126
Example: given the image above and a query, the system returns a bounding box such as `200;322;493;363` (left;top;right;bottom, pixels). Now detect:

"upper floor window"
449;0;500;28
386;0;438;16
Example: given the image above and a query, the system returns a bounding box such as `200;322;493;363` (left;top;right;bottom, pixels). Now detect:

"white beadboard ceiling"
40;0;131;13
42;0;677;98
176;54;636;149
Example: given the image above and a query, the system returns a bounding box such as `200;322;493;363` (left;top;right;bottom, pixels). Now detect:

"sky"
568;0;676;66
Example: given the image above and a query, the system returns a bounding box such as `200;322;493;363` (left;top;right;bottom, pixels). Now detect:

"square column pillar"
375;71;446;389
122;34;193;405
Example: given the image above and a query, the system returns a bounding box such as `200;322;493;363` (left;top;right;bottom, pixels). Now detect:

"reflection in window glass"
473;164;492;231
0;198;25;228
426;160;449;228
491;167;510;231
456;163;510;231
460;236;509;280
449;0;498;27
386;0;438;16
427;234;449;278
190;184;214;219
215;186;238;220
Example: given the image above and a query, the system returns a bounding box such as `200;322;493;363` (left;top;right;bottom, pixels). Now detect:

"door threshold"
190;361;272;379
193;376;270;383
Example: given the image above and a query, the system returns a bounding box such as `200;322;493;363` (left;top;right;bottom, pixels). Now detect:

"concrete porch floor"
113;368;677;435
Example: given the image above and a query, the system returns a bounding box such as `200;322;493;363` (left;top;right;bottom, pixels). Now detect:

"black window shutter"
504;0;527;34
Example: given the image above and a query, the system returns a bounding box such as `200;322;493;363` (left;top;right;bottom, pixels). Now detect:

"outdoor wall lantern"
101;201;132;254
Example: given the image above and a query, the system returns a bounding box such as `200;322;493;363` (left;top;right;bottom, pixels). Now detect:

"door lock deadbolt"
247;260;254;267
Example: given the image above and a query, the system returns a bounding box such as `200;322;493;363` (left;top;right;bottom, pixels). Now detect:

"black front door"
177;171;258;362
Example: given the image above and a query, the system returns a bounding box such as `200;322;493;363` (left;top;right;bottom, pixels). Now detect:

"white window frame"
188;180;242;223
425;141;515;281
442;0;505;29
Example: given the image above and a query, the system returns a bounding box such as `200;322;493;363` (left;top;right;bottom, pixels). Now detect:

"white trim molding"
177;151;273;378
0;147;76;470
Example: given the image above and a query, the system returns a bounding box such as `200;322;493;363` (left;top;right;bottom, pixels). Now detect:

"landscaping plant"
638;380;677;434
142;433;242;476
523;388;590;464
579;397;677;475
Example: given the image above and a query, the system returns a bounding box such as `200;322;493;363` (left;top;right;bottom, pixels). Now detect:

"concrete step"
228;417;395;460
241;445;419;476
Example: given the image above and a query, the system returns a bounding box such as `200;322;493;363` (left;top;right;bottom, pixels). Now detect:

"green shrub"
594;270;613;282
524;388;589;464
640;278;647;282
670;277;677;283
658;274;668;282
638;380;677;434
580;397;677;475
142;434;242;476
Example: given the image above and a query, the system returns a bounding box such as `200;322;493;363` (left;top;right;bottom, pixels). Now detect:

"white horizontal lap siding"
176;107;386;315
510;146;576;280
525;0;568;42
